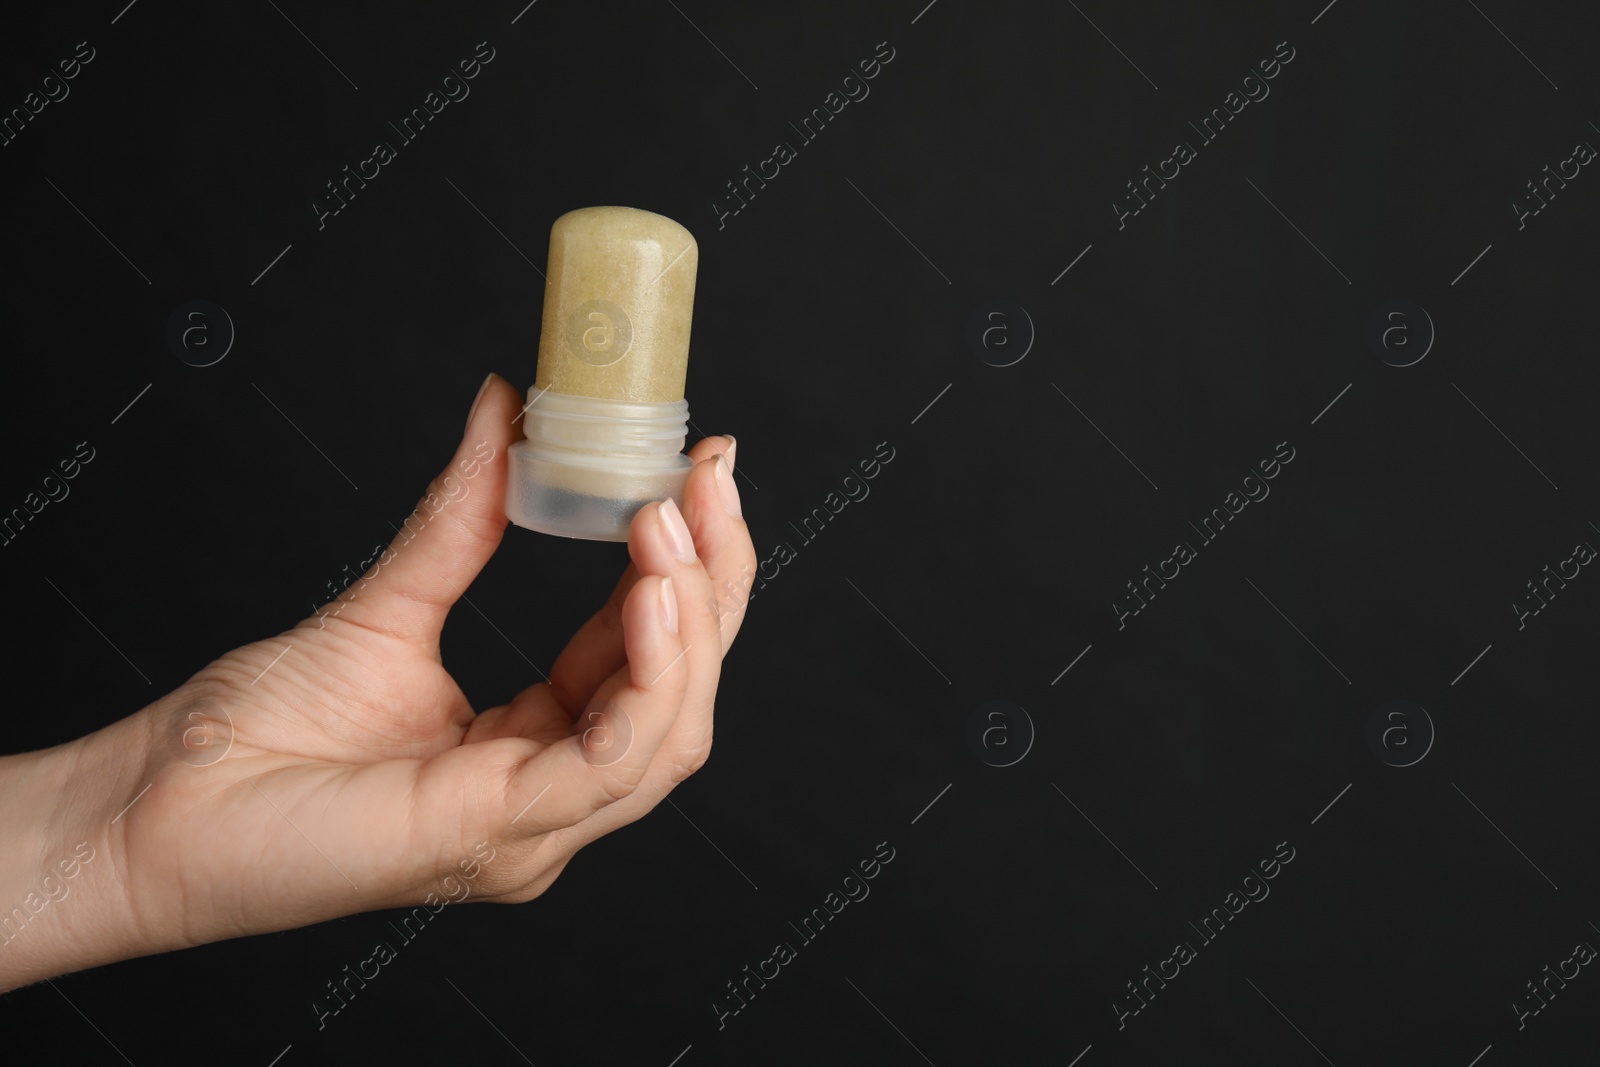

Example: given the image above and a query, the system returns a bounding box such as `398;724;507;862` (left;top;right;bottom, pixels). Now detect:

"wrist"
0;710;154;992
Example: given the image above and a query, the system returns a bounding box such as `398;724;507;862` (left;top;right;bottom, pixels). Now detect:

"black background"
2;1;1597;1064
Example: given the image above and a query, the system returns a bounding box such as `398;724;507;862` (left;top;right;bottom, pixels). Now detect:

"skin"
0;374;756;992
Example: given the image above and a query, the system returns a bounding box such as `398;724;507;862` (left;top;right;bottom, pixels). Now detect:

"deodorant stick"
505;205;700;541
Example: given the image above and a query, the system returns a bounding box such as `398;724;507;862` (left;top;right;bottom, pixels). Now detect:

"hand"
0;374;756;991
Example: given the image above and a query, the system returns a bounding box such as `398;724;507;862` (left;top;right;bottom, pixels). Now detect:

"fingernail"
722;434;737;470
465;373;495;432
659;576;679;633
658;497;697;563
715;454;741;516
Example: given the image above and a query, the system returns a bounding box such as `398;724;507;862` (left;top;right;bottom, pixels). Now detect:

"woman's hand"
0;374;756;991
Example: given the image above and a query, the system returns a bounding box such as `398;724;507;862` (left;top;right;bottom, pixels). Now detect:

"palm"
120;606;613;928
236;625;476;762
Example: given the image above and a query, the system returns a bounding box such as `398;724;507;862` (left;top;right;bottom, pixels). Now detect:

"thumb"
323;373;523;644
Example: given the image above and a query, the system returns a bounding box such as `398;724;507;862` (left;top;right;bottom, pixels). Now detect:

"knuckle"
438;494;498;552
592;762;642;805
667;740;713;784
492;857;570;904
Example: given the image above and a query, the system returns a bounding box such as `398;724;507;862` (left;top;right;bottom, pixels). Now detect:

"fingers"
545;433;740;715
612;466;734;768
324;374;522;645
500;572;690;833
679;438;759;651
497;470;732;839
419;437;753;896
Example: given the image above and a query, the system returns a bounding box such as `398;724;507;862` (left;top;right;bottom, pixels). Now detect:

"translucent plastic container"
505;389;692;541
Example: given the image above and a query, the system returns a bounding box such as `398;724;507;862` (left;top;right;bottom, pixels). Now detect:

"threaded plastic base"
504;391;693;542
